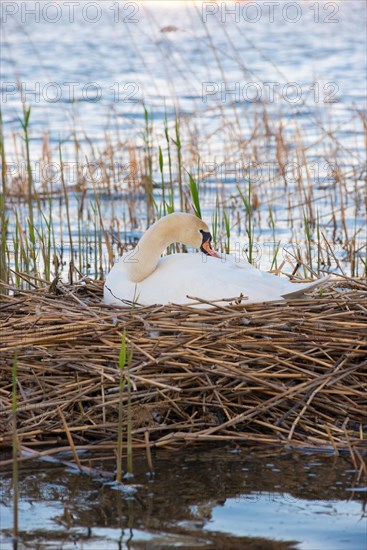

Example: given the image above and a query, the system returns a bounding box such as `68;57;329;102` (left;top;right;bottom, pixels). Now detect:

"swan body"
104;213;329;307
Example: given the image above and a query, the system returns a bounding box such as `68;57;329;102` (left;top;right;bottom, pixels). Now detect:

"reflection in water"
0;446;366;549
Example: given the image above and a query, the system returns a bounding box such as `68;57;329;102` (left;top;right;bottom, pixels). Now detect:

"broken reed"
0;278;366;473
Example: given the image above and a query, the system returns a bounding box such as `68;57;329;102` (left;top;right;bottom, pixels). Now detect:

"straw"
0;277;366;468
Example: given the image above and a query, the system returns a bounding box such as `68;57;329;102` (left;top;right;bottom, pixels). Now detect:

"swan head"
127;213;219;282
181;214;219;258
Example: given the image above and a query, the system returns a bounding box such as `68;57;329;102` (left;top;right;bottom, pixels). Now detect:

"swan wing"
104;253;330;307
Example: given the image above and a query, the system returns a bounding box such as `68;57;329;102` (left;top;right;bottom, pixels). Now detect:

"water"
2;1;366;143
1;446;366;549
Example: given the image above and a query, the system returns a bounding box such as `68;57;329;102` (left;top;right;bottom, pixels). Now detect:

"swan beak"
201;232;220;258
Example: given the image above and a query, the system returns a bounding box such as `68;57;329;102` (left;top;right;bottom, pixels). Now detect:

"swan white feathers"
104;213;329;307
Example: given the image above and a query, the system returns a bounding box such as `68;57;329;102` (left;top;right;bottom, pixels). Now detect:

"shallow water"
1;446;366;549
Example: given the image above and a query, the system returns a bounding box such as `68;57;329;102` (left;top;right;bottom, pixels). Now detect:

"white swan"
104;213;329;307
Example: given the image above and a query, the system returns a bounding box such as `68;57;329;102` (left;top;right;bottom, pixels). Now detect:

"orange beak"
201;236;220;258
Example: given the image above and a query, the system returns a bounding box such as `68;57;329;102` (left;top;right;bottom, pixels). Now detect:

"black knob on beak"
200;230;219;258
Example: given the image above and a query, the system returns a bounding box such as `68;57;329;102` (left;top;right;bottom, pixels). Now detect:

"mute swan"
104;213;329;307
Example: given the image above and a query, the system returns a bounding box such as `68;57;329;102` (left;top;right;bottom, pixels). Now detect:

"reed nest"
1;277;367;464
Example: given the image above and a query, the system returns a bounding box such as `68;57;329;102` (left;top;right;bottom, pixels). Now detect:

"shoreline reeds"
1;100;366;295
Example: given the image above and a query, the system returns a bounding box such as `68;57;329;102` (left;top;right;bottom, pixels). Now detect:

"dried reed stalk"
0;278;366;465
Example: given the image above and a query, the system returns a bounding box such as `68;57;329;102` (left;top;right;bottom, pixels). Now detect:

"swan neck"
127;219;175;282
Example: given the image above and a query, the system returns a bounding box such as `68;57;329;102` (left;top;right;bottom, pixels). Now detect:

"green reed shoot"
159;146;166;216
132;284;140;308
237;182;254;264
26;218;37;280
91;202;98;279
0;108;8;293
303;210;313;276
34;207;54;281
116;329;134;481
316;211;321;275
59;143;74;283
187;170;202;219
143;105;154;222
223;209;231;254
13;222;20;288
12;354;19;547
19;106;33;227
268;205;276;234
15;213;30;281
0;204;8;292
19;106;37;278
270;242;281;271
116;330;126;483
126;344;133;476
76;197;83;275
172;118;184;211
164;113;174;203
211;195;219;247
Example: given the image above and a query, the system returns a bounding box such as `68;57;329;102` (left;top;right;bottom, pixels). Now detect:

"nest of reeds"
0;277;366;462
